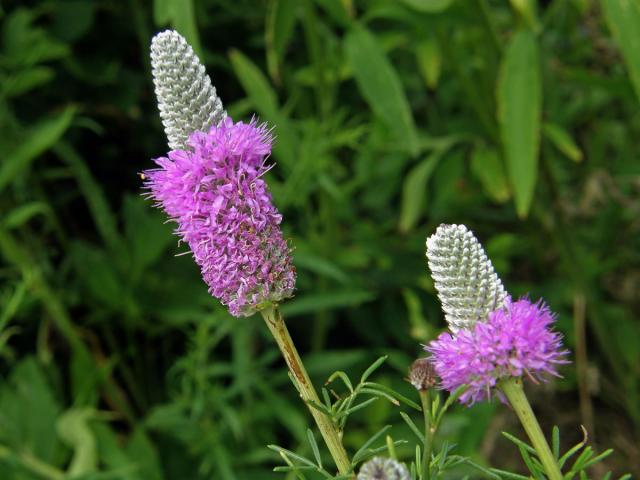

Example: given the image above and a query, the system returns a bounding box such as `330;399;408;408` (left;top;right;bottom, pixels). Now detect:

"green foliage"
0;0;638;478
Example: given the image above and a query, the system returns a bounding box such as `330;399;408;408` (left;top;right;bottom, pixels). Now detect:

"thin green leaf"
334;397;379;419
351;425;392;464
543;123;583;162
399;411;425;443
306;429;322;468
360;355;388;383
398;151;443;232
501;432;536;455
362;382;421;410
552;425;560;460
327;371;354;393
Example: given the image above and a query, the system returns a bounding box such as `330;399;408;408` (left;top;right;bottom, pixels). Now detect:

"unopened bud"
357;457;410;480
408;358;437;391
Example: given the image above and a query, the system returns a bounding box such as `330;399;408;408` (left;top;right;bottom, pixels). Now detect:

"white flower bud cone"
150;30;226;150
426;224;507;331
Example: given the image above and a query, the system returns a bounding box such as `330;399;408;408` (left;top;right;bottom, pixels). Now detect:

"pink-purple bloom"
426;297;569;405
144;117;296;317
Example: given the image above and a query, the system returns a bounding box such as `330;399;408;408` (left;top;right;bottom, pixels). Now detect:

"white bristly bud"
426;224;507;331
150;30;226;150
357;457;410;480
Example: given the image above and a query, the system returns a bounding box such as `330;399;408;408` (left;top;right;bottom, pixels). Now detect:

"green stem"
419;390;433;480
261;306;352;476
499;378;563;480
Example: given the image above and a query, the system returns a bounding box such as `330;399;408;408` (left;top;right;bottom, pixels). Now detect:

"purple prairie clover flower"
143;117;296;317
426;297;569;405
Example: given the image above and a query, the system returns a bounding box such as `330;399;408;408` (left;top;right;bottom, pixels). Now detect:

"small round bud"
408;358;437;392
357;457;410;480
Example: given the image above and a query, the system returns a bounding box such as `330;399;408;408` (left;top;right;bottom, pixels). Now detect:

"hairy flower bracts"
427;297;569;405
357;457;410;480
144;117;296;317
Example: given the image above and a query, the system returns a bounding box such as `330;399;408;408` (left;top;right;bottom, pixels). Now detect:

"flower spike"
150;30;226;150
426;224;507;330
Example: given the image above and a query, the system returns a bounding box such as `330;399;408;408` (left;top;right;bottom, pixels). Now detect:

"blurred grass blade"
229;49;297;166
602;0;640;103
153;0;202;57
279;290;375;316
266;0;298;83
416;38;441;90
542;122;582;162
54;142;121;251
0;105;75;193
344;25;418;155
497;30;541;218
399;0;454;12
398;151;442;232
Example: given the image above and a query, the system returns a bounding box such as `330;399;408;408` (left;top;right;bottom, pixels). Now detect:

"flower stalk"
419;390;433;480
499;378;563;480
260;305;352;476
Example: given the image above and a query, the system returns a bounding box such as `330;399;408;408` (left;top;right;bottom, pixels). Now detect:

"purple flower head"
426;297;569;405
144;117;296;317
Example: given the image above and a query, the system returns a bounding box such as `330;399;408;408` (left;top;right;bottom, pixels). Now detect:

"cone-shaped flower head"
144;118;296;317
151;30;226;150
426;224;507;330
426;297;569;405
357;457;410;480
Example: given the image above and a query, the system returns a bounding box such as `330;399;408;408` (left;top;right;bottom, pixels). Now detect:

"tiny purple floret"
426;297;569;405
144;118;296;317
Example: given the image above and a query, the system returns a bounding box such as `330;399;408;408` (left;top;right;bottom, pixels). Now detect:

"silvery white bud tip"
150;30;226;150
426;224;507;331
357;457;410;480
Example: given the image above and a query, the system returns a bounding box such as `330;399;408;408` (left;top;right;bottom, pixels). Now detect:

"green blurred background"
0;0;638;478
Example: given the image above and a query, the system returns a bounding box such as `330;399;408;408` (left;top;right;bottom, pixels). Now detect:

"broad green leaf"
0;358;62;462
344;25;418;154
497;30;541;218
126;428;164;480
470;146;510;203
602;0;640;102
0;106;75;193
266;0;298;82
398;151;442;232
416;38;441;89
229;49;279;120
543;122;583;162
399;0;455;12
